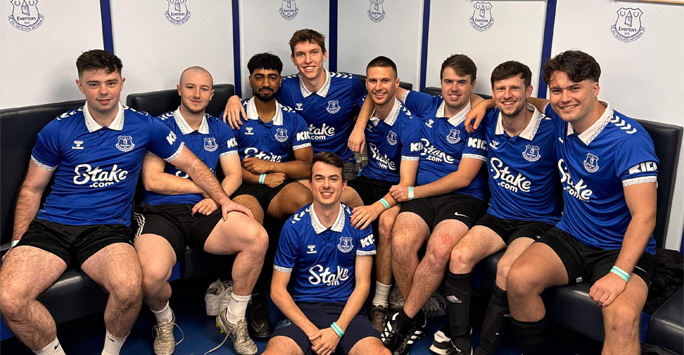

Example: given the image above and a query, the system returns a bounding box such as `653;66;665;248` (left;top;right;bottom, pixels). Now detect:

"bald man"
134;67;267;355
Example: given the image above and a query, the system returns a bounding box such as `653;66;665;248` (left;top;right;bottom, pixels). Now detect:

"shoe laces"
153;319;185;347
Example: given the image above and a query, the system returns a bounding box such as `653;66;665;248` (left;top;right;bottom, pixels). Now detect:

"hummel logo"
72;140;84;150
295;103;303;110
307;245;317;254
454;212;469;219
245;127;254;135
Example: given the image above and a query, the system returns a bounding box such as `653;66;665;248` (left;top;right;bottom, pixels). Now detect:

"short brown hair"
440;54;477;83
310;152;345;182
490;61;532;87
289;29;326;55
542;50;601;85
76;50;122;78
366;56;397;78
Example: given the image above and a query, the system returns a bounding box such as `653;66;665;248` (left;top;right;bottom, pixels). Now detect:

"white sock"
35;337;65;355
151;301;174;323
226;292;251;324
372;281;391;307
101;330;128;355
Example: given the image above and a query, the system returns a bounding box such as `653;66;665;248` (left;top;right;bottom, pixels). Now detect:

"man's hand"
351;204;384;230
222;95;248;129
264;172;287;188
309;328;341;355
220;199;254;220
192;198;219;215
348;127;366;154
589;272;628;307
389;185;411;202
465;101;489;132
242;157;274;174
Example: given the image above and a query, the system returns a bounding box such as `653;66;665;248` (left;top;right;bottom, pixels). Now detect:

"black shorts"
344;162;361;181
538;227;656;286
399;194;487;231
232;180;297;211
475;214;554;245
16;219;132;266
271;302;379;355
346;175;393;205
134;203;222;258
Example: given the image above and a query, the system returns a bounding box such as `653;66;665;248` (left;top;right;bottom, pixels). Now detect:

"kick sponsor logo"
308;265;350;286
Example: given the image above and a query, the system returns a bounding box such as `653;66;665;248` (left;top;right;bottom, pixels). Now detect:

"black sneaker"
393;314;427;355
429;324;452;354
445;341;473;355
381;312;404;351
248;295;271;339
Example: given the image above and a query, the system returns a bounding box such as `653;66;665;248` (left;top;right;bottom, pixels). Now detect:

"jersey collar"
173;108;209;135
436;99;471;127
245;97;284;126
299;69;331;98
370;97;401;127
495;103;543;141
567;101;612;146
84;102;124;132
310;203;346;234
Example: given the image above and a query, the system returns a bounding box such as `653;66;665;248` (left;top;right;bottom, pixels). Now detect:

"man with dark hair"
224;29;367;181
0;50;240;355
134;66;267;355
263;152;390;355
339;56;421;333
433;60;560;355
469;50;658;355
366;54;488;355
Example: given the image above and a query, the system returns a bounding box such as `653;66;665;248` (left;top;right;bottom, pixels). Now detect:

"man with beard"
134;66;268;355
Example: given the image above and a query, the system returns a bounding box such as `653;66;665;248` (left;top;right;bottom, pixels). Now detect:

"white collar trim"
299;69;331;98
310;203;346;234
370;97;401;127
567;101;612;145
436;100;471;127
495;104;543;141
245;97;284;126
173;108;209;135
84;102;124;132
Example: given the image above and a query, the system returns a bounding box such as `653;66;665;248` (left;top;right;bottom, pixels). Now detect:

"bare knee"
139;263;169;296
250;227;269;257
449;246;478;273
108;272;142;308
494;258;515;286
604;303;640;341
426;233;454;268
0;280;30;319
378;213;395;243
507;263;542;298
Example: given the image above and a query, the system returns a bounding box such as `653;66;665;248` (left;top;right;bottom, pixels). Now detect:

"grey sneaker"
215;311;257;355
153;313;183;355
205;279;226;316
369;304;388;333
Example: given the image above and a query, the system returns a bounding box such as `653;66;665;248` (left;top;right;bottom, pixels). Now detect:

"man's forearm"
143;173;204;195
414;171;472;199
187;159;230;205
12;188;43;240
334;280;369;331
221;172;241;197
271;286;319;336
615;213;655;274
271;160;312;179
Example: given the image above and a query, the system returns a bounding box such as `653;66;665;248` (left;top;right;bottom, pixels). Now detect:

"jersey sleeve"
31;119;61;170
403;91;437;118
292;113;312;151
147;116;184;161
400;116;422;161
217;121;238;157
615;132;659;186
273;221;299;273
350;76;366;111
463;125;488;161
356;224;376;256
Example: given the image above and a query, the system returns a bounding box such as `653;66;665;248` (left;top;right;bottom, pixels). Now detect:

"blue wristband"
10;240;19;248
610;266;630;282
379;198;390;210
258;173;266;185
331;322;344;337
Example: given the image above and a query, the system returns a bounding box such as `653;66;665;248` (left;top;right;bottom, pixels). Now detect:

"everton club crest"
446;129;461;144
368;0;386;23
280;0;298;20
337;236;353;253
326;100;341;114
522;144;541;162
204;137;218;152
166;0;191;26
116;136;135;153
584;153;599;173
611;8;645;43
275;128;289;143
387;130;398;145
470;2;494;32
8;0;44;32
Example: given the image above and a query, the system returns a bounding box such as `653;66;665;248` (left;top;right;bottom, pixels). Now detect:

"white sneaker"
205;279;226;316
153;312;184;355
219;280;234;314
204;310;257;355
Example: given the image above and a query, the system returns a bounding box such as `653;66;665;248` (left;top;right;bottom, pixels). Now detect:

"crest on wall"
470;2;494;32
610;8;645;43
166;0;191;26
368;0;386;23
280;0;298;20
8;0;44;32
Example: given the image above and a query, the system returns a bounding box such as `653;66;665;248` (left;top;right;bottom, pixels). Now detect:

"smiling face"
310;161;345;208
291;40;327;82
366;66;399;107
492;74;532;118
178;68;214;115
547;70;600;125
76;68;124;119
441;67;475;114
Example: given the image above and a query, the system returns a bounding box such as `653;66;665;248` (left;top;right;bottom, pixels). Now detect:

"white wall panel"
110;0;234;101
239;0;329;96
426;0;547;96
0;1;103;109
337;0;424;89
552;0;684;250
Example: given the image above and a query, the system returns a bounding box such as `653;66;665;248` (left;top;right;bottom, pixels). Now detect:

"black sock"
397;309;414;333
445;272;472;351
511;317;546;355
477;285;510;354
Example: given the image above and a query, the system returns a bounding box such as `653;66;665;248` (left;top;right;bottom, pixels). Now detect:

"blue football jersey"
402;91;488;201
546;102;659;254
361;98;422;183
31;103;183;226
278;70;365;163
143;109;238;206
232;98;311;162
482;104;561;224
273;203;376;303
